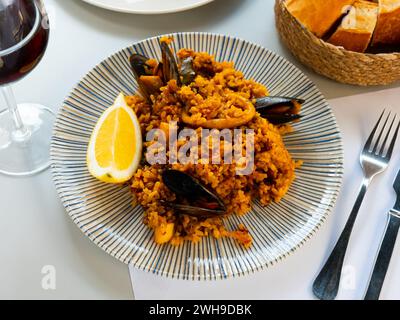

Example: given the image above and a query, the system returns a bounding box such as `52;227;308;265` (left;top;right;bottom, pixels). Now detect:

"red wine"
0;0;49;86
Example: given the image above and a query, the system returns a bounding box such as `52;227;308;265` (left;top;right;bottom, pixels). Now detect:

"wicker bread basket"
275;0;400;86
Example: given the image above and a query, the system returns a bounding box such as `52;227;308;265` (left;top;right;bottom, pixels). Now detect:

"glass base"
0;103;55;176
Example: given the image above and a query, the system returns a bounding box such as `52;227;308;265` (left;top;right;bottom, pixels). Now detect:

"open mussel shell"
129;53;162;101
160;42;182;86
255;96;305;110
255;96;304;125
129;42;195;102
129;54;153;77
262;113;302;125
162;169;226;217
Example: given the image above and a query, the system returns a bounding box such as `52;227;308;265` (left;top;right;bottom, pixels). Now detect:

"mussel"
160;41;182;86
129;41;184;103
129;54;164;101
255;96;304;125
162;169;227;218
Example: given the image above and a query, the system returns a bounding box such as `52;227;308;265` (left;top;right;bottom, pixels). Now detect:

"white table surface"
1;0;400;300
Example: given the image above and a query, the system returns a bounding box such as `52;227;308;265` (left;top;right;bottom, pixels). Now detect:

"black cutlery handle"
364;211;400;300
313;183;368;300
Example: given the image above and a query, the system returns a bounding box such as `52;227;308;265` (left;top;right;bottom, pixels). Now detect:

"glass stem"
1;85;30;141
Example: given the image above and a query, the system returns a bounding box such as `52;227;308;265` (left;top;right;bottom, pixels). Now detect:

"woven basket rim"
277;0;400;58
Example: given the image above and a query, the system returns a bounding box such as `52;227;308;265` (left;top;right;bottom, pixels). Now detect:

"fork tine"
385;117;400;160
372;111;391;154
364;110;385;150
378;114;396;156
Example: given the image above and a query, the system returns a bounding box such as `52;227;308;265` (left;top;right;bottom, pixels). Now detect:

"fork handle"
364;210;400;300
313;181;369;300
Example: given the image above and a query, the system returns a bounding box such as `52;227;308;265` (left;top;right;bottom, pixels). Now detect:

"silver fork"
313;110;400;300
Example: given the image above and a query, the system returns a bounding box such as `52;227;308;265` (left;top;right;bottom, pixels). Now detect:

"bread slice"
327;0;379;52
285;0;356;38
372;0;400;45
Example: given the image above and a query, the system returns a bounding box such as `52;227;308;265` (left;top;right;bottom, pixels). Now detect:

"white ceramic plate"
51;33;344;280
81;0;214;14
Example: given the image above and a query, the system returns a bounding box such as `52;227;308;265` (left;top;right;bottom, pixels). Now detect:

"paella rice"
126;41;301;248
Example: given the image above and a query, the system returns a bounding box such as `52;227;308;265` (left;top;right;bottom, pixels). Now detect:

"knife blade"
364;169;400;300
393;169;400;212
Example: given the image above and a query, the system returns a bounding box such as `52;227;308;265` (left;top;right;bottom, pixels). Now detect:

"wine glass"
0;0;54;176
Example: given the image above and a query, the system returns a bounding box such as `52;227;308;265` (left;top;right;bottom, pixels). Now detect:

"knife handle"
364;210;400;300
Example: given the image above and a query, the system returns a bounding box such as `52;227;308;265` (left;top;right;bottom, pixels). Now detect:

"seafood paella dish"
86;37;304;249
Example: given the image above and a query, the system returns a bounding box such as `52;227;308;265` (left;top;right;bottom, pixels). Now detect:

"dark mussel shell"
129;54;162;101
160;41;182;86
255;96;305;110
260;113;302;125
162;170;226;217
129;54;153;77
180;57;196;85
255;96;304;125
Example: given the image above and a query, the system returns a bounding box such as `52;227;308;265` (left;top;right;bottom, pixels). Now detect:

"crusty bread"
285;0;356;38
372;0;400;45
327;0;379;52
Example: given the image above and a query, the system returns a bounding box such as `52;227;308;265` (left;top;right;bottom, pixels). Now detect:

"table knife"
364;169;400;300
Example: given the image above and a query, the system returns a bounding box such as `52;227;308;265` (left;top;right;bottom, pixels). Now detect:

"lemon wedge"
87;93;142;184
